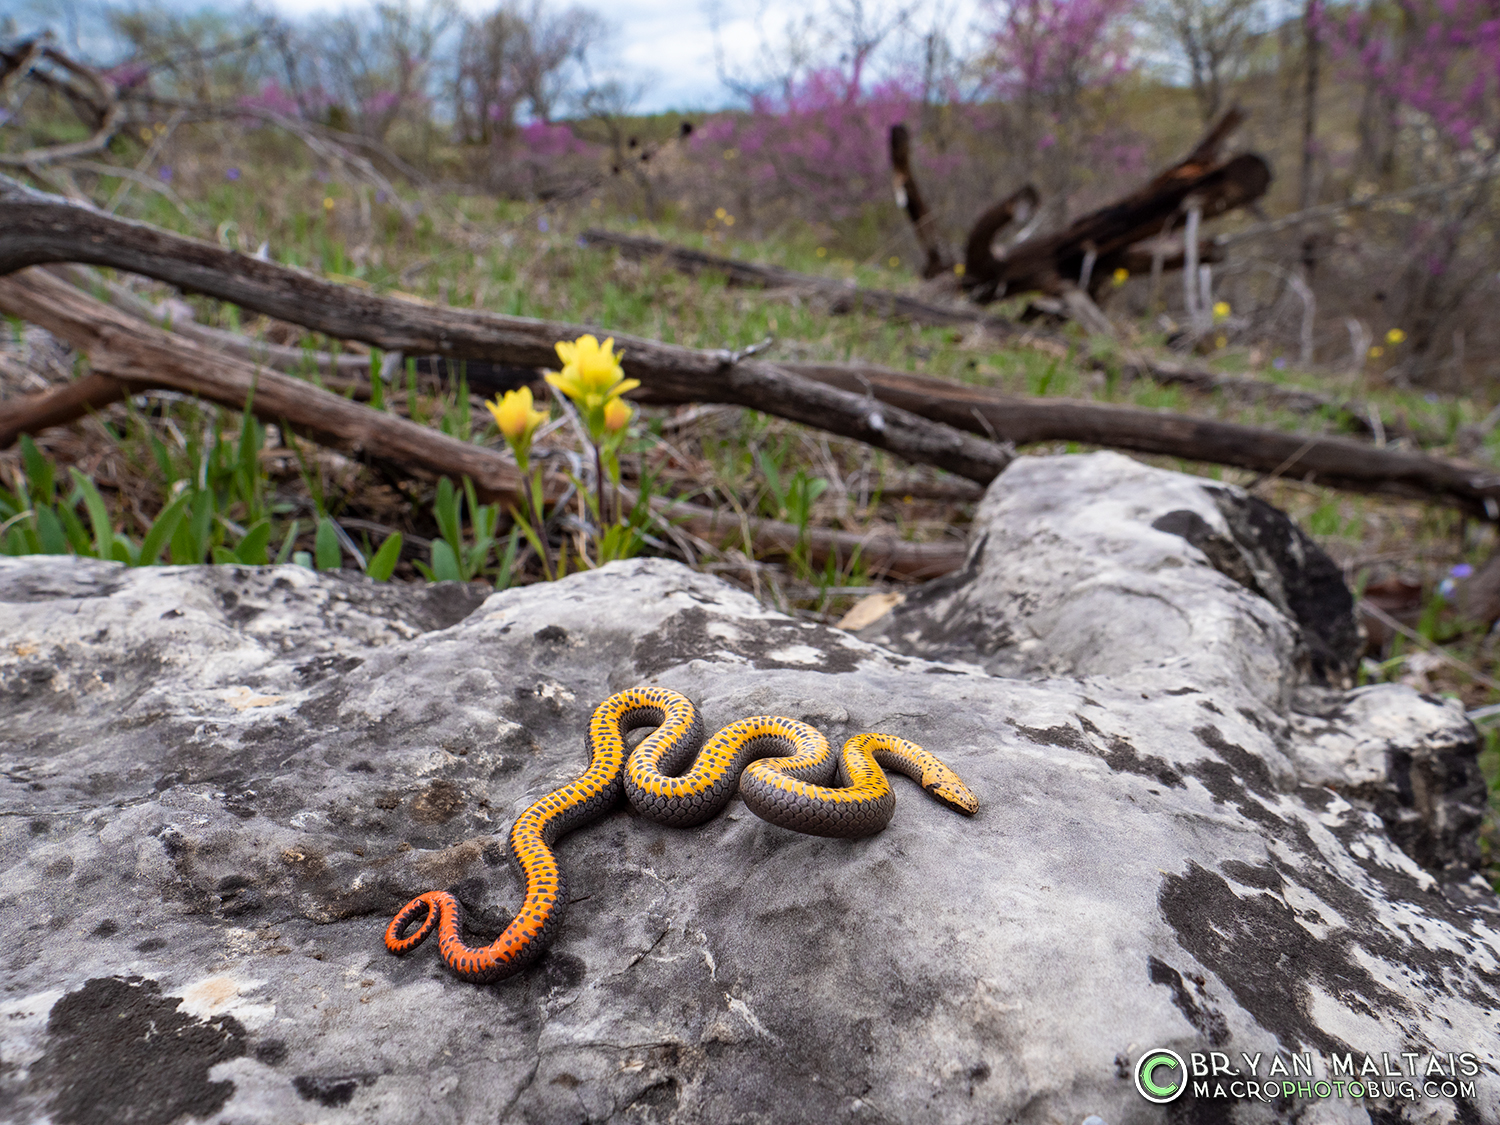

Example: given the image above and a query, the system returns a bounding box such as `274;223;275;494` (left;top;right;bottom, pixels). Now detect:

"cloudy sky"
260;0;987;113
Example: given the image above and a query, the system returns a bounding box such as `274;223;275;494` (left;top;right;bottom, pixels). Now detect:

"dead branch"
963;141;1270;303
767;360;1500;517
1213;152;1500;250
0;270;957;580
0;268;525;501
961;184;1041;290
0;180;1011;484
889;123;955;278
0;46;122;168
578;227;1033;337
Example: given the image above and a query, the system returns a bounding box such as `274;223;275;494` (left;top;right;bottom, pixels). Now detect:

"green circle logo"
1134;1048;1186;1103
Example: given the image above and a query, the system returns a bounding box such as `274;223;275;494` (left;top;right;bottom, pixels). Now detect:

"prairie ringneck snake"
384;686;977;982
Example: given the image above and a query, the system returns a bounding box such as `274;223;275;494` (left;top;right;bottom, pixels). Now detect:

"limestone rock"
1;451;1496;1125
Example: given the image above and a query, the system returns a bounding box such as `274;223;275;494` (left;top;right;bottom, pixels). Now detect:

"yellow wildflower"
1112;267;1129;286
1386;328;1406;345
715;207;727;220
546;335;637;403
954;262;966;277
1369;345;1384;358
488;386;548;444
323;196;335;211
816;247;828;258
1212;301;1231;320
603;397;633;432
545;335;640;442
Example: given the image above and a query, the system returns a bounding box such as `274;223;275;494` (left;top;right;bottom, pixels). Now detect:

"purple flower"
537;217;549;232
158;166;172;182
1451;563;1474;578
1273;357;1288;369
376;190;388;203
226;167;241;181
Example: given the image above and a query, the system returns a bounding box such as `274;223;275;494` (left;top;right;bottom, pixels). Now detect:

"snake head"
921;763;979;815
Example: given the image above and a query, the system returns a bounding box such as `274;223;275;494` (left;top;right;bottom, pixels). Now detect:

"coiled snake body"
384;686;978;982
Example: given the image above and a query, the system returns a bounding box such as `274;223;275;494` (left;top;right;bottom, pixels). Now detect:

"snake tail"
741;733;978;838
384;686;697;981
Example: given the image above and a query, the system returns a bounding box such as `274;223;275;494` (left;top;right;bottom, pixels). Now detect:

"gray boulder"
1;450;1495;1125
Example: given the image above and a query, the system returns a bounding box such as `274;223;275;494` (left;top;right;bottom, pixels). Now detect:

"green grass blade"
274;520;301;564
19;435;54;505
429;538;462;582
138;491;191;566
365;532;403;581
68;468;115;559
314;518;342;570
234;519;273;565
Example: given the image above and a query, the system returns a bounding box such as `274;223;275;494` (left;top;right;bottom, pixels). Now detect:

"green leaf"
365;532;403;581
429;538;462;582
56;501;93;554
68;468;115;559
211;546;238;564
138;491;191;566
274;519;301;564
110;539;134;565
292;550;314;569
494;527;520;589
369;349;386;411
234;520;272;565
314;518;342;570
19;435;54;505
433;478;462;553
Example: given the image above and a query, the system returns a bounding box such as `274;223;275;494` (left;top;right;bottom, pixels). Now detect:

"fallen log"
960;108;1270;303
764;361;1500;517
576;227;1032;336
575;227;1397;431
0;272;960;580
0;178;1010;486
3;193;1488;516
0;268;525;501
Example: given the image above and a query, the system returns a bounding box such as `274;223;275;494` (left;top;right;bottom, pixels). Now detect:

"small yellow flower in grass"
724;214;735;226
1386;328;1406;345
1112;267;1129;286
1369;345;1384;358
139;126;153;142
545;335;640;440
488;386;549;445
953;262;966;276
715;207;727;220
1212;300;1231;320
323;196;335;211
1215;335;1228;349
888;256;901;268
816;247;828;258
603;396;633;433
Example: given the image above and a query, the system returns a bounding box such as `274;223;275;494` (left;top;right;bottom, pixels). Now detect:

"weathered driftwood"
0;269;963;581
959;107;1270;304
0;179;1010;486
